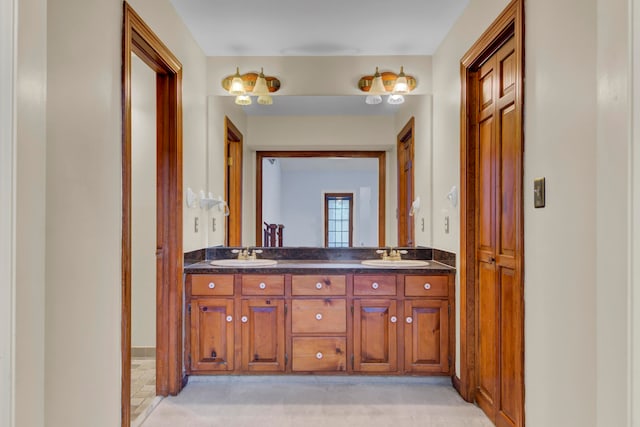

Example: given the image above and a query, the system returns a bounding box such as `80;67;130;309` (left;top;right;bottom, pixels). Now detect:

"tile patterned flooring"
131;357;156;422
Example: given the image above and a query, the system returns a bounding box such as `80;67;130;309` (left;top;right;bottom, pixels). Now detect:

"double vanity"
183;247;455;377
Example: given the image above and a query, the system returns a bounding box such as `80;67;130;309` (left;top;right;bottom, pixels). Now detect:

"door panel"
473;34;523;427
241;299;285;372
190;299;234;372
404;299;449;373
225;117;242;246
353;300;398;372
397;118;414;247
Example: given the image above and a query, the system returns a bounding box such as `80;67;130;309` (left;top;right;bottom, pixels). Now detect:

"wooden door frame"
458;0;524;409
224;116;243;246
397;117;415;247
122;4;183;427
255;151;386;247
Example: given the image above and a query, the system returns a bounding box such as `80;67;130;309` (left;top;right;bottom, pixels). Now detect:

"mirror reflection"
261;156;379;247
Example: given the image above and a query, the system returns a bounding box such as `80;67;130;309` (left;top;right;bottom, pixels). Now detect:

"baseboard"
131;346;156;358
452;375;462;394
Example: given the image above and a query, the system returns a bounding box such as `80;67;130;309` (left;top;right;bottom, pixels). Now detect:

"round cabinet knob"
226;315;233;322
315;282;323;290
423;283;431;290
371;282;379;290
316;352;323;360
315;313;323;320
406;316;413;324
241;316;248;323
390;316;397;323
208;282;216;289
259;282;266;289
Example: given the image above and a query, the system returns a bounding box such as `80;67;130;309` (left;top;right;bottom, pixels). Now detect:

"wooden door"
397;118;415;247
473;36;524;427
224;117;242;246
189;298;234;372
404;299;449;373
241;298;286;372
353;299;398;372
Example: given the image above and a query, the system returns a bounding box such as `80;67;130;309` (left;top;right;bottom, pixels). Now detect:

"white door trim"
0;0;16;425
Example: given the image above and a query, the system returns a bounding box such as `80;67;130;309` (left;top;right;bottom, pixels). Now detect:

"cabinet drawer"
190;274;234;296
292;337;347;372
353;275;397;296
405;275;449;297
291;299;346;334
241;275;285;296
291;275;346;296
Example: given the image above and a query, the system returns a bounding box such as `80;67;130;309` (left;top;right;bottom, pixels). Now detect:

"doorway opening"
459;1;524;426
122;3;183;427
397;117;415;247
224;117;243;246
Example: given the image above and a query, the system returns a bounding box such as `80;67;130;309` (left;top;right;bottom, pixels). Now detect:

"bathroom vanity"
183;248;455;377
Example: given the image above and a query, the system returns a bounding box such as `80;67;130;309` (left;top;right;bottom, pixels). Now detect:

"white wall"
596;0;634;425
131;54;157;349
0;0;16;424
431;0;510;377
46;0;121;425
633;1;640;423
395;95;433;247
128;0;209;253
262;158;282;225
207;56;433;96
206;96;248;246
278;168;379;247
15;0;47;425
525;0;599;425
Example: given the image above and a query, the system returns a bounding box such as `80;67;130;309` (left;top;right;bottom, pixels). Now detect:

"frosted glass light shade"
229;67;245;95
253;69;270;96
393;66;409;94
235;95;252;105
369;67;386;95
387;94;405;105
365;95;382;105
257;95;273;105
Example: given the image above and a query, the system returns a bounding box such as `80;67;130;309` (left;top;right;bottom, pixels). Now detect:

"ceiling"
272;157;379;173
169;0;470;57
239;95;403;116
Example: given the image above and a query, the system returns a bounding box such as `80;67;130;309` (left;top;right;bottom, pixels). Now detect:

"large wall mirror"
256;151;386;247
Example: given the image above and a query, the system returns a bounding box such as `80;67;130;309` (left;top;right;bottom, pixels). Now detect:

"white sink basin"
361;259;430;268
210;259;278;267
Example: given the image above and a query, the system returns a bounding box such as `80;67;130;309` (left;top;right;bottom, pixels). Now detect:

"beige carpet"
140;376;493;427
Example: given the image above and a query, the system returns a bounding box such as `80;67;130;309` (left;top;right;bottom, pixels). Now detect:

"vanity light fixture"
221;67;281;105
358;66;416;105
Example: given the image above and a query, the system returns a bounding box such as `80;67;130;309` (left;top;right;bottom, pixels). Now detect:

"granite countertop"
184;259;455;275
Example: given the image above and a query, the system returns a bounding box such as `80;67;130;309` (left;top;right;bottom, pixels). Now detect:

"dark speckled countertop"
184;258;455;275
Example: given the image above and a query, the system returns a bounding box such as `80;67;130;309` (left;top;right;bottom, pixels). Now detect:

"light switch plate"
534;177;545;208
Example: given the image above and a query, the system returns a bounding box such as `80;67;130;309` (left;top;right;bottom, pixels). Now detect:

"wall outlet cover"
534;177;545;208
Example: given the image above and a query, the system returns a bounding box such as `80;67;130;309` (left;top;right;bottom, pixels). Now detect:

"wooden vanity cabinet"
186;270;454;376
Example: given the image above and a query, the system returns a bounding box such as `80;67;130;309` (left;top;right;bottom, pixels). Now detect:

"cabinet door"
189;298;235;372
404;299;450;374
353;299;398;372
241;298;286;372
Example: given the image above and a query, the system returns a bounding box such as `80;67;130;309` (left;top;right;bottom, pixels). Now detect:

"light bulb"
235;95;252;105
369;67;386;95
387;94;405;105
257;95;273;105
393;66;409;94
253;68;270;96
365;95;382;105
229;67;245;95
